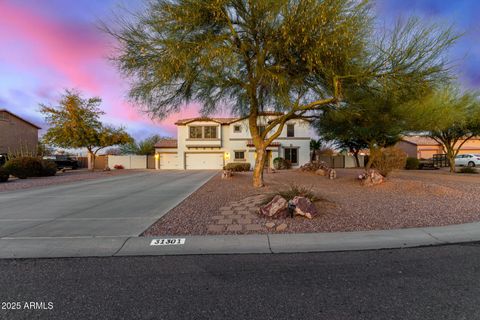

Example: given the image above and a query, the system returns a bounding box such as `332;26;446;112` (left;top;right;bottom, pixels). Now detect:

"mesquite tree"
106;0;457;187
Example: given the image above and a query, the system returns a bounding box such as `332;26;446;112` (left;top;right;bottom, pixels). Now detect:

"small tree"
419;87;480;172
40;90;133;170
120;135;168;155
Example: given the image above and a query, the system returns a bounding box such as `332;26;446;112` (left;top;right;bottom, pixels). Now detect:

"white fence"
108;155;149;169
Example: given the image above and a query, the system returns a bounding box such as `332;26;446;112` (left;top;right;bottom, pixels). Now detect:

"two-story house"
154;113;311;170
0;109;40;156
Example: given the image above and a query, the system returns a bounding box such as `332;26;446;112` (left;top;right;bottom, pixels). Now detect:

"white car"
454;154;480;167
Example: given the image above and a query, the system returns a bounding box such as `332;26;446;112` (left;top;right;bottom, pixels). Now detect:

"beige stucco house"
0;109;40;156
154;113;312;170
397;135;480;159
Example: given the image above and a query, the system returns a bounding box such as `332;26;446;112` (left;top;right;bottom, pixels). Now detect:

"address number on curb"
150;238;186;246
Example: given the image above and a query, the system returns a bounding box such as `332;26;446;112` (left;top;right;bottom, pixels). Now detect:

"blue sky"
0;0;478;140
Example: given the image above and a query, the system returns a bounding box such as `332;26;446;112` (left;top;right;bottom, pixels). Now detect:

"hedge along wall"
108;155;148;169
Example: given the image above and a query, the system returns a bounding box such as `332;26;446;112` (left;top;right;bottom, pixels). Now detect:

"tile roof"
174;112;286;125
154;139;178;148
401;136;440;146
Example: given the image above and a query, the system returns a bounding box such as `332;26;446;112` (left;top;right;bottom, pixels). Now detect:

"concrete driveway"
0;171;216;238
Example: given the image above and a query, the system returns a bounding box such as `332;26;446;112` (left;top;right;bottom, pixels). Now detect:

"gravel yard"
143;168;480;235
0;169;142;192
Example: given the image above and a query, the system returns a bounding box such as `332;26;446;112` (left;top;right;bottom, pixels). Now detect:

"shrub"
273;157;291;170
264;184;319;204
458;166;477;174
4;157;43;179
224;162;250;172
371;147;407;177
41;160;57;176
0;167;9;182
114;164;125;170
405;157;420;170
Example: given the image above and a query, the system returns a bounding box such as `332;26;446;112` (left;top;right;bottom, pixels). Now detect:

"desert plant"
458;166;477;174
114;164;125;170
273;158;291;170
405;157;420;170
264;184;319;205
224;163;250;172
41;160;58;176
4;157;44;179
0;167;9;182
371;147;407;176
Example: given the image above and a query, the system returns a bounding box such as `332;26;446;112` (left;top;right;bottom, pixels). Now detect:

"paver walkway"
207;195;267;233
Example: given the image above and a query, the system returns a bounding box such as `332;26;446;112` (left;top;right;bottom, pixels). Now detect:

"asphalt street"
1;244;480;320
0;170;216;238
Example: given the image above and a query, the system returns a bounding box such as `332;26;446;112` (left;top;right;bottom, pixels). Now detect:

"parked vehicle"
43;155;79;170
454;154;480;167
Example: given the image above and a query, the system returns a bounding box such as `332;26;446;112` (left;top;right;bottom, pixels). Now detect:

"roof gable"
0;109;41;129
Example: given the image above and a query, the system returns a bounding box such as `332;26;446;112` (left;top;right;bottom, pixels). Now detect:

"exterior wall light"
224;152;230;160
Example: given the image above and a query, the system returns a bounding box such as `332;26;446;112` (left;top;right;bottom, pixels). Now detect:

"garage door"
159;153;178;169
186;153;224;170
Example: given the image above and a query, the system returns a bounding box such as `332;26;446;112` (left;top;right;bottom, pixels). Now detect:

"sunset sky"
1;0;479;140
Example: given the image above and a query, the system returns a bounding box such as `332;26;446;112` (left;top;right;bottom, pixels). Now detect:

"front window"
284;148;298;165
189;126;203;139
234;151;245;160
287;124;295;137
204;126;217;139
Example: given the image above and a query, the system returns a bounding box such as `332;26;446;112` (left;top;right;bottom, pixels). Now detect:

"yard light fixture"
154;153;160;160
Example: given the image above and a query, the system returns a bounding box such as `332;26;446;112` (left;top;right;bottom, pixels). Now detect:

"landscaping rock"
315;168;327;176
259;195;288;217
276;223;288;232
300;161;330;173
265;222;276;228
328;169;337;180
358;169;385;186
291;196;318;219
222;170;233;179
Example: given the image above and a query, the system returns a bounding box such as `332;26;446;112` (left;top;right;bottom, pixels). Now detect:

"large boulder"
358;169;385;186
315;168;327;176
259;195;287;217
290;196;318;219
300;161;330;172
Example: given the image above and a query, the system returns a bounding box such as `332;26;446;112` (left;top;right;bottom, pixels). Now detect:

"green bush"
458;166;477;174
41;160;58;176
405;157;420;170
4;157;57;178
0;167;9;182
371;147;407;176
224;162;251;172
273;157;291;170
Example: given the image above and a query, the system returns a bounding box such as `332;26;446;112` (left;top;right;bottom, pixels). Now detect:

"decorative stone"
275;223;288;232
358;169;384;186
315;168;327;176
222;170;233;179
328;169;337;180
259;195;287;217
265;222;276;228
290;196;318;219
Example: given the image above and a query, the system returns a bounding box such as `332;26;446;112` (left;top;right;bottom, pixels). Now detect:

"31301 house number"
150;238;186;246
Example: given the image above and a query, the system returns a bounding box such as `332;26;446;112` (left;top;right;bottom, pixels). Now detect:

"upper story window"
189;126;203;139
204;126;217;139
233;125;241;133
189;126;218;139
287;124;295;137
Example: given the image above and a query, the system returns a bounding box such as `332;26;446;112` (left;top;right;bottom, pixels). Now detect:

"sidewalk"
1;221;480;258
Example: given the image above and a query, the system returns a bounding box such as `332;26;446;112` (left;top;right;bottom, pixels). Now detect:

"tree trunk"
87;150;95;172
252;147;267;188
365;144;379;171
353;150;360;168
446;148;455;173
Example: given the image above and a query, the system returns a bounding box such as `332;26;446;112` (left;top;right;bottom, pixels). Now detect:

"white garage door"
186;153;224;170
159;153;178;169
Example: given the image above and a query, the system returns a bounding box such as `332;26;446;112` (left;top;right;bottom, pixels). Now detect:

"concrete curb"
1;222;480;259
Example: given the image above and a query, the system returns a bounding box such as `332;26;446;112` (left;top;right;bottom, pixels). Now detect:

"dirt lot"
144;168;480;235
0;169;142;192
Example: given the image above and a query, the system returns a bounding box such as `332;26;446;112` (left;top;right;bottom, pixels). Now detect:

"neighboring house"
0;109;40;156
154;113;311;170
396;135;480;159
